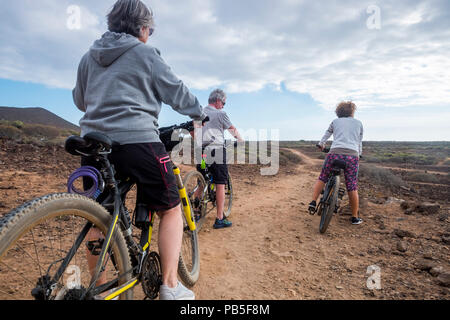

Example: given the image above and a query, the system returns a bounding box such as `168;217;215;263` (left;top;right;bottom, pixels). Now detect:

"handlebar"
159;116;210;152
316;144;330;153
159;116;209;135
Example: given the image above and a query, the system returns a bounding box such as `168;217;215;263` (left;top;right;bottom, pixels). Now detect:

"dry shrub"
22;124;60;140
359;163;405;189
279;149;303;166
0;125;23;140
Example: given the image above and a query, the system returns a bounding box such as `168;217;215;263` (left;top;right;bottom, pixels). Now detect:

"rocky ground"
0;139;449;299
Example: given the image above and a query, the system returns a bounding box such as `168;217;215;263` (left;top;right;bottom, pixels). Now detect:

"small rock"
336;285;344;290
416;202;440;215
394;228;416;239
442;236;450;245
404;208;414;215
423;251;433;260
430;266;445;277
385;197;404;205
397;241;408;252
437;272;450;287
415;259;437;271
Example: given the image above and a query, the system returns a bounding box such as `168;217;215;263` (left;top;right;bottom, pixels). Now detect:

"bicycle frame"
63;158;196;300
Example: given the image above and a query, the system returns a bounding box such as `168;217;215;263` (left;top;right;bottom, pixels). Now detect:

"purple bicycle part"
67;166;103;199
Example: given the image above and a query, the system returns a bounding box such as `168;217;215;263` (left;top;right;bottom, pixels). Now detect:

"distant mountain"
0;106;79;131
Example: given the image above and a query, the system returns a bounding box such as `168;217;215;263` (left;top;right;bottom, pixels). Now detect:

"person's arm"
221;112;244;142
359;122;364;157
151;49;206;121
228;125;244;142
319;121;334;148
72;56;87;112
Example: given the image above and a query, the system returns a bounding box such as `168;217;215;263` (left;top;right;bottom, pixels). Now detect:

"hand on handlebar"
193;116;210;129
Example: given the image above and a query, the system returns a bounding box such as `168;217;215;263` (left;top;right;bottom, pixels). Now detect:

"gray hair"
107;0;154;38
208;89;227;104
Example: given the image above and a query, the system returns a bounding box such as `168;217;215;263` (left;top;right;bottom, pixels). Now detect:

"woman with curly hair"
308;101;364;225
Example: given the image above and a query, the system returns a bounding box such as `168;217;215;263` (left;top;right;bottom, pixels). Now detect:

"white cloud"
0;0;449;112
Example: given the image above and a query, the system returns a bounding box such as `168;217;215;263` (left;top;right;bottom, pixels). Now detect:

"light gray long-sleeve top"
319;117;364;156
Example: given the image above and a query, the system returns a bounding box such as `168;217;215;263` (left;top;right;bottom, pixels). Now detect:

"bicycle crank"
141;251;162;300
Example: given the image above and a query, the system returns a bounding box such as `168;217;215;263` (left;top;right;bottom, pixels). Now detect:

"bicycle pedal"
86;239;104;256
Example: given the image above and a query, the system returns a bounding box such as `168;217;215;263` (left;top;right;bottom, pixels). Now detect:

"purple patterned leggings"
318;154;359;192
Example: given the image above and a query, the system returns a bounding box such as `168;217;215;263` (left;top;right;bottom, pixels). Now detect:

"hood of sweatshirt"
90;31;141;67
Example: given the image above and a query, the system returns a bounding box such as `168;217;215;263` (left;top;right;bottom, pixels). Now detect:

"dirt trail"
192;148;449;300
194;148;363;300
0;142;448;300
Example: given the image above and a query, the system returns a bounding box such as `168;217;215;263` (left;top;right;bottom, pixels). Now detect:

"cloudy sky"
0;0;449;141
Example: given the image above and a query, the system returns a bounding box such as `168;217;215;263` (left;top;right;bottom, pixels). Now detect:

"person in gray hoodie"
73;0;205;300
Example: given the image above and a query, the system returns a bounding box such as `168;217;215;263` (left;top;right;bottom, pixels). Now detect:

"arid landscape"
0;133;449;300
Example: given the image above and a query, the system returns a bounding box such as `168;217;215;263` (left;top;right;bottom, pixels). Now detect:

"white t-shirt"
201;105;233;148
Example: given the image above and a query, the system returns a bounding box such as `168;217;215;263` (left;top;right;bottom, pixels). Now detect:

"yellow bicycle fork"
173;165;196;232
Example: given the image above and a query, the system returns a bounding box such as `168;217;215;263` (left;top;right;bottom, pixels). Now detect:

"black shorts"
197;148;229;185
82;142;180;212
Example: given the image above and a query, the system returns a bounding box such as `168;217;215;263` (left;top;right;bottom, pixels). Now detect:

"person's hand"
193;120;203;129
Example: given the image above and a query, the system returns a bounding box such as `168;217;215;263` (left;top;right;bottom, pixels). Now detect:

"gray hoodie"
73;31;206;144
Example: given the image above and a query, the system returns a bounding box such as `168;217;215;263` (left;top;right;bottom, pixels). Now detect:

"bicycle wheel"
223;174;233;218
183;170;208;231
178;195;200;287
319;176;340;234
0;193;133;300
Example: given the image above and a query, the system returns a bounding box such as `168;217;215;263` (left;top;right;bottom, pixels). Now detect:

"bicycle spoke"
30;228;44;279
0;260;35;286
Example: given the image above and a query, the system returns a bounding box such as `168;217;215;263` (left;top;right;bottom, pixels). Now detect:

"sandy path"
192;148;449;300
193;148;366;300
0;143;448;300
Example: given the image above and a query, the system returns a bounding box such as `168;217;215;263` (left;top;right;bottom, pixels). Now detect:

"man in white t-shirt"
198;89;243;229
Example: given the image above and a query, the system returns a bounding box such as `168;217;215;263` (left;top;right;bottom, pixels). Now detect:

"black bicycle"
312;145;346;234
0;119;205;300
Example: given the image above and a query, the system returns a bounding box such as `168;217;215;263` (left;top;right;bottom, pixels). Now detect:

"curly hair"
335;101;357;118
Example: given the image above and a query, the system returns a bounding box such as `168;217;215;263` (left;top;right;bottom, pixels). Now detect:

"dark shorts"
319;153;359;192
197;148;229;185
82;142;180;212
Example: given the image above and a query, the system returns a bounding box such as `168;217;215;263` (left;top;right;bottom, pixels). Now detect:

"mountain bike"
183;149;233;231
314;145;346;234
0;119;205;300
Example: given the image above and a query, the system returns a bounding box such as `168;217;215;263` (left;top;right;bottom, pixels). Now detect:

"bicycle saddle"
331;159;347;170
65;132;117;156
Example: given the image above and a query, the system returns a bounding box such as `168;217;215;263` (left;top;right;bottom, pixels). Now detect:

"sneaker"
351;217;363;225
308;201;317;215
159;281;195;300
213;218;232;229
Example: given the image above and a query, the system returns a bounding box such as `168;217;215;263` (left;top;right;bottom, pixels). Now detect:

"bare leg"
157;204;183;288
348;191;359;218
312;180;326;202
215;184;225;220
